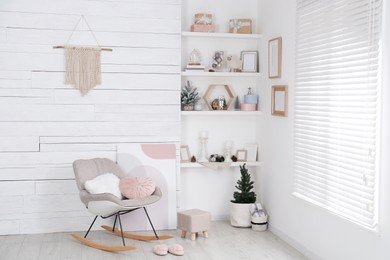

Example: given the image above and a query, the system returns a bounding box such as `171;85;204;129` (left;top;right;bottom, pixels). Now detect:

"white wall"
0;0;181;234
259;0;390;259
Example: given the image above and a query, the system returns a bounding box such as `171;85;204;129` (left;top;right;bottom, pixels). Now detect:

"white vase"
229;202;252;227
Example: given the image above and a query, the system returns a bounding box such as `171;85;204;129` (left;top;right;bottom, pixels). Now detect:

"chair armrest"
152;186;162;197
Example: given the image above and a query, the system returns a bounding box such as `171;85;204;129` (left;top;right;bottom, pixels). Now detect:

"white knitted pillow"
84;173;122;199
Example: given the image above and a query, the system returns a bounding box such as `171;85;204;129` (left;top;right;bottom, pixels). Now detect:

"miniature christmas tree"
231;164;257;203
181;81;201;105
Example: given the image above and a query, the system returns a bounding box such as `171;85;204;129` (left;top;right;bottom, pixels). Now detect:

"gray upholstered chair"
73;158;163;249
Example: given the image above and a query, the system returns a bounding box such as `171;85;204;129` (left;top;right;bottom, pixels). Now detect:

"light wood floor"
0;221;308;260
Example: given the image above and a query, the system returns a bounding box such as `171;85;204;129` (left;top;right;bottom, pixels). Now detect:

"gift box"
229;19;252;34
244;94;258;104
240;103;257;111
191;24;216;33
194;13;213;25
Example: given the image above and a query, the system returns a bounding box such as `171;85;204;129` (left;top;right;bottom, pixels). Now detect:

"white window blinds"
293;0;382;229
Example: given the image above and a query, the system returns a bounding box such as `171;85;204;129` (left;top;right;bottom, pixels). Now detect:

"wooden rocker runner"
101;225;173;241
71;158;173;251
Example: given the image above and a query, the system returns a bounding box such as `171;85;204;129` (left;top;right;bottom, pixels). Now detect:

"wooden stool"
177;209;211;241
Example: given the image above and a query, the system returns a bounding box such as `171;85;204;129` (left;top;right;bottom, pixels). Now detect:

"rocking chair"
71;158;172;251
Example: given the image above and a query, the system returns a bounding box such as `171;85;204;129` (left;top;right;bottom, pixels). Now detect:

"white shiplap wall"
0;0;181;234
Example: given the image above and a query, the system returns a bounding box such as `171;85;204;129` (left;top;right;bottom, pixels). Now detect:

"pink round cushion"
119;176;156;199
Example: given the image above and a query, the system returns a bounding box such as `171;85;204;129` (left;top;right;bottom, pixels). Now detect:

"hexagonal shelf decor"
203;84;235;111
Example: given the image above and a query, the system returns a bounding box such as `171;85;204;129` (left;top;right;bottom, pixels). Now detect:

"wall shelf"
181;161;261;168
181;71;261;77
181;111;261;116
182;31;262;39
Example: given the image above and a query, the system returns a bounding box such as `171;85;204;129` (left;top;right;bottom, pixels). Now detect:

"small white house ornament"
188;49;202;65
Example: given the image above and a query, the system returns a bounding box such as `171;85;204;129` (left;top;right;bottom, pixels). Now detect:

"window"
293;0;382;229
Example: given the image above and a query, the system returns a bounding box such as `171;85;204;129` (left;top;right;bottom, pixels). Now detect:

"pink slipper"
168;244;184;256
153;244;168;256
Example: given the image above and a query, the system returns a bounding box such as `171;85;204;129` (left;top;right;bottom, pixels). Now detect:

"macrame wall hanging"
53;15;113;96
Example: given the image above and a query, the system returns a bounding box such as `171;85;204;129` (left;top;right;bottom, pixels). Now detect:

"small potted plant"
181;81;201;111
230;163;257;227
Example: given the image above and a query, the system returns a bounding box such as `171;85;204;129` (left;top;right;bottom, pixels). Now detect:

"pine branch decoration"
231;164;257;203
181;81;201;105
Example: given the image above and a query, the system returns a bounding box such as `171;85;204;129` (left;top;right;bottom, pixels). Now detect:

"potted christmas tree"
230;163;257;227
181;81;201;111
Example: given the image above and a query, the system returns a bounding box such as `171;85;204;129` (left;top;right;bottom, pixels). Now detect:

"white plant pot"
230;202;252;227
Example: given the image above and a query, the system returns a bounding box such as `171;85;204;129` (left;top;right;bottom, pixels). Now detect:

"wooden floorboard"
0;234;25;260
17;233;44;260
0;221;308;260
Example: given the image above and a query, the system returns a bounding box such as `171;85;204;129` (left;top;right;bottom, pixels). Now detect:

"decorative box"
191;24;216;33
194;13;213;25
240;104;257;111
229;19;252;34
244;94;258;104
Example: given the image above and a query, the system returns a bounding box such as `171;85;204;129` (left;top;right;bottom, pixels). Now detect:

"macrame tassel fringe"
64;46;101;96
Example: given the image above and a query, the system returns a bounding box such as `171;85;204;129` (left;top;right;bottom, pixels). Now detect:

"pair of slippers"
153;244;184;256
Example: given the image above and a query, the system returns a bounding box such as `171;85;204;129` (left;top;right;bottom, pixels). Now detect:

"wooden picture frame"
236;149;248;162
244;143;258;162
272;85;288;117
180;145;191;162
268;37;282;78
241;51;258;72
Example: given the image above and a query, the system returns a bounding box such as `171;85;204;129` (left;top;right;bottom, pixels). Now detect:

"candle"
200;130;208;138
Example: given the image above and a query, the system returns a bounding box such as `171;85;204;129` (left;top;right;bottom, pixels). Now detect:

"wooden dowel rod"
53;45;113;52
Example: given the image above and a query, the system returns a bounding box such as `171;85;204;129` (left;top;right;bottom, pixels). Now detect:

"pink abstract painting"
117;143;177;231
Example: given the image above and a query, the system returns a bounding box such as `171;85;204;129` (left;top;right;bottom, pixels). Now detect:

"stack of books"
185;64;205;72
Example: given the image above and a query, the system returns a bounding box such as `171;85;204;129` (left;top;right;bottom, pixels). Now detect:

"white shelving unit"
181;29;262;166
179;0;261;219
181;110;261;116
182;31;262;39
181;161;261;168
181;71;261;77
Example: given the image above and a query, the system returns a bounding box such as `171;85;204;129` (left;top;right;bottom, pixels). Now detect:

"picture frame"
271;85;288;117
244;143;258;162
268;37;282;78
236;149;248;162
180;145;191;162
241;51;258;72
